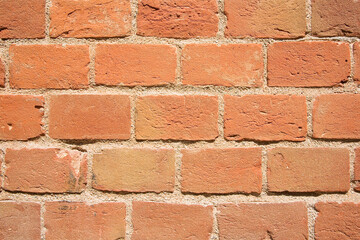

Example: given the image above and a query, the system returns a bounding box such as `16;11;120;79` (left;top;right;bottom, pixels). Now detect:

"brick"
355;42;360;84
312;0;360;37
268;148;350;193
224;95;307;142
49;95;131;140
313;94;360;139
50;0;131;38
0;95;44;140
268;42;350;87
93;148;175;193
315;202;360;239
218;202;308;240
45;202;126;240
10;45;89;89
225;0;306;38
137;0;218;38
0;58;4;87
0;202;41;239
355;148;360;192
4;148;87;193
132;202;213;240
181;148;262;194
136;95;218;141
0;0;45;39
96;44;176;86
182;44;263;87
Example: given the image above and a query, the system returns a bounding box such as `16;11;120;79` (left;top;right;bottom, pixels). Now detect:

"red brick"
0;58;4;87
181;148;262;194
136;95;218;141
355;42;360;84
45;202;126;240
268;148;350;193
93;148;175;193
313;94;360;139
137;0;218;38
49;94;131;140
0;0;45;39
182;44;263;87
218;202;308;240
355;148;360;192
95;44;176;86
312;0;360;37
225;0;306;38
0;95;44;140
132;202;213;240
4;148;87;193
50;0;131;38
0;202;41;239
224;95;307;142
315;202;360;239
268;42;350;87
10;45;89;89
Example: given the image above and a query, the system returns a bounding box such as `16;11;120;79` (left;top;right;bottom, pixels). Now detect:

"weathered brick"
136;95;218;141
267;148;350;193
355;42;360;84
0;58;4;87
355;148;360;192
224;95;307;141
96;44;176;86
132;202;213;240
4;148;87;193
268;42;350;87
182;44;263;87
10;45;89;89
49;95;131;140
181;148;262;194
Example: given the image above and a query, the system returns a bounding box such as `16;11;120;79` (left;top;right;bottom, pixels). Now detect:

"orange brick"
313;94;360;139
268;42;350;87
355;148;360;192
10;45;89;89
45;202;126;240
4;148;87;193
355;42;360;84
136;95;218;141
137;0;218;38
218;202;308;240
225;0;306;38
181;148;262;194
50;0;131;38
182;44;263;87
49;95;131;140
132;202;213;240
0;0;45;39
93;148;175;193
0;95;44;140
0;58;4;87
224;95;307;141
95;44;176;86
267;148;350;193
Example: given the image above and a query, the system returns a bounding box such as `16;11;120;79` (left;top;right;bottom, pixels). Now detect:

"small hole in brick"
7;123;13;130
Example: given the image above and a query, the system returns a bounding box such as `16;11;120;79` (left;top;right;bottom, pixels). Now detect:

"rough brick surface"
4;148;87;193
224;95;307;141
93;148;175;193
181;148;262;194
312;0;360;37
0;58;4;87
136;95;218;141
49;94;131;140
10;45;89;89
137;0;218;38
267;148;350;193
218;202;308;240
96;44;176;86
182;44;263;87
355;148;360;192
50;0;131;38
355;42;360;83
268;42;350;87
315;202;360;239
0;95;44;140
313;94;360;139
225;0;306;38
0;202;41;239
132;202;213;240
45;202;126;240
0;0;45;39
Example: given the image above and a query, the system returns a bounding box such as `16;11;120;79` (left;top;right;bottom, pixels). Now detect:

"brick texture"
355;42;360;83
0;58;4;87
355;148;360;192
